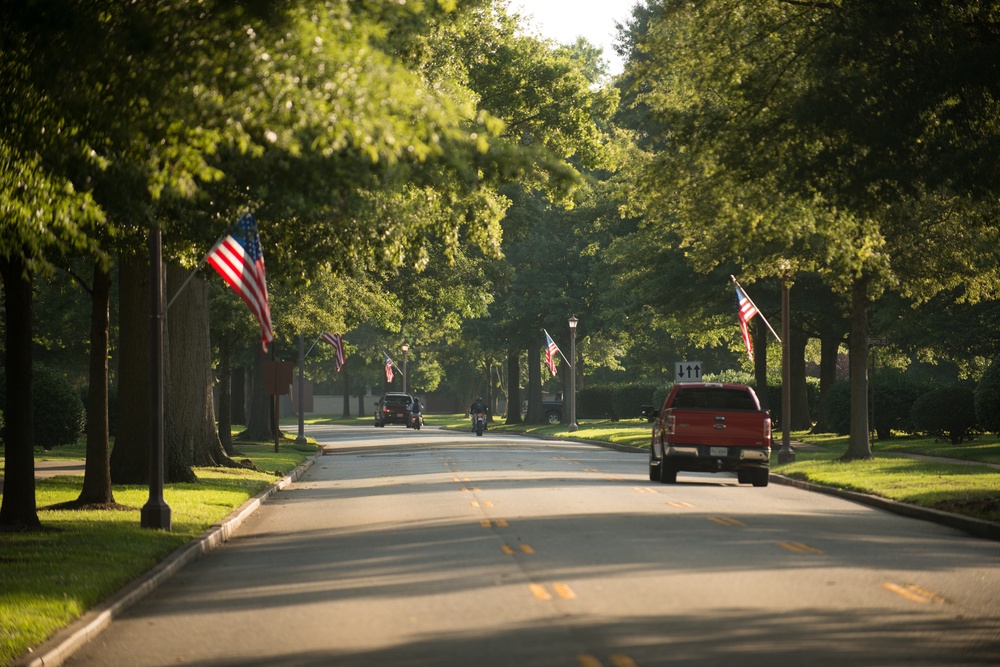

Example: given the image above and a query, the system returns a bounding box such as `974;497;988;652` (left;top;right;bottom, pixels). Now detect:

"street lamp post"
568;316;578;432
401;343;409;394
778;275;796;463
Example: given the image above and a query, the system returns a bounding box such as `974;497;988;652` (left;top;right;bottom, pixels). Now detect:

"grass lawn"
0;434;319;667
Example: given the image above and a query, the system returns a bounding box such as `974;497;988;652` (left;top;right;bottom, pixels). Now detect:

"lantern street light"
568;316;579;432
401;343;409;394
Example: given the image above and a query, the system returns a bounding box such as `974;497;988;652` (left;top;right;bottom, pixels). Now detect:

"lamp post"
401;343;409;394
778;274;796;463
568;316;578;432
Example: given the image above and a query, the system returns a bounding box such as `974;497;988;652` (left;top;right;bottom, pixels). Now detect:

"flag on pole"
383;351;395;383
735;284;759;362
207;213;274;353
320;333;346;371
544;331;560;376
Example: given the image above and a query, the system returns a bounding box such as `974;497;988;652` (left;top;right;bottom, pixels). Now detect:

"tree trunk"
485;357;496;423
77;262;115;505
812;331;842;433
843;275;873;460
110;253;150;484
231;366;246;424
166;263;221;473
526;346;543;423
218;336;234;455
0;254;41;530
240;348;272;441
356;373;366;418
789;328;812;430
753;317;769;411
342;369;351;418
505;350;522;425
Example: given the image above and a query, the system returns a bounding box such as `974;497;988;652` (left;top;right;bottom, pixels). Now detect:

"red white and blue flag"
383;351;395;383
320;333;346;371
207;213;273;353
735;284;759;362
544;331;560;377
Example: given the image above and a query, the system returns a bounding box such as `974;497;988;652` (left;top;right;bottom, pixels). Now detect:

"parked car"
374;392;413;427
520;400;563;424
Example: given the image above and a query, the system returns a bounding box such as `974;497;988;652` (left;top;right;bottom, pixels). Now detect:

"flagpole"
165;234;227;312
304;334;324;360
731;275;782;344
543;329;573;368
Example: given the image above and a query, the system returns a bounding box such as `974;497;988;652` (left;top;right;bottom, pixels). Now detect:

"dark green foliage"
0;366;85;449
578;384;615;420
610;382;661;422
974;355;1000;433
911;386;980;445
578;382;661;421
823;381;853;436
870;369;934;439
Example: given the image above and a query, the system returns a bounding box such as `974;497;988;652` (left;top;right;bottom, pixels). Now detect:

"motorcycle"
473;411;486;437
408;410;423;430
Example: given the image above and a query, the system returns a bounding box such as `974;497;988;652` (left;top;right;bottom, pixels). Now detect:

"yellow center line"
480;519;492;528
500;544;515;555
470;501;480;508
882;582;952;604
633;487;658;493
496;519;508;527
776;541;824;554
552;583;576;599
483;501;493;507
610;655;639;667
519;544;535;554
666;501;694;508
529;583;552;600
708;517;746;526
577;657;602;667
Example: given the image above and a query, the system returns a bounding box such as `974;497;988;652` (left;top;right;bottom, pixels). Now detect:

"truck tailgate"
667;409;770;448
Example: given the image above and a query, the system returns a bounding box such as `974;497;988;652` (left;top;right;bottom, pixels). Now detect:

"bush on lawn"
823;381;852;435
974;354;1000;434
911;385;980;444
870;368;934;439
579;382;661;421
0;365;86;449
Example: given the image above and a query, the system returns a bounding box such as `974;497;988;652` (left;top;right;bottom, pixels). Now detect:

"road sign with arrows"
675;361;703;381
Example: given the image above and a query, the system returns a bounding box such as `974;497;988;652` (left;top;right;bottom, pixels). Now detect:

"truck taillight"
763;416;771;441
667;415;676;435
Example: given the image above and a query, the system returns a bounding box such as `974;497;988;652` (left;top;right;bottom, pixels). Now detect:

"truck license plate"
709;447;728;457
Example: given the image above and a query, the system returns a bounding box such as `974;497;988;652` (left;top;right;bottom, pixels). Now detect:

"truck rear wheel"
659;463;677;484
737;469;752;485
648;456;659;482
751;468;769;487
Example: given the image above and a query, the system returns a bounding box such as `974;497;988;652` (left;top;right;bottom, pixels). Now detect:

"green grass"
0;437;318;667
772;432;1000;523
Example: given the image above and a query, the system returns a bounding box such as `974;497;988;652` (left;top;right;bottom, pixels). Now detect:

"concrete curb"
14;453;322;667
769;473;1000;542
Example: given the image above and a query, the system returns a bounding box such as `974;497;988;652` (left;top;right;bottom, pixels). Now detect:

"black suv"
374;392;413;427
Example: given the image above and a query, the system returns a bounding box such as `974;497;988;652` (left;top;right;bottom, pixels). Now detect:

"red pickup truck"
648;383;772;487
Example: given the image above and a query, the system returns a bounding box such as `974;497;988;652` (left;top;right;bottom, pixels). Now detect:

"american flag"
544;331;560;376
207;213;273;353
320;333;346;371
735;284;759;362
383;351;395;383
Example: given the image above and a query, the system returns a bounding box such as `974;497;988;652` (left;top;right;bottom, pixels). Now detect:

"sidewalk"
0;459;86;494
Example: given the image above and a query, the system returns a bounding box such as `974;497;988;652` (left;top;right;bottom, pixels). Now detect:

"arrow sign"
675;361;703;381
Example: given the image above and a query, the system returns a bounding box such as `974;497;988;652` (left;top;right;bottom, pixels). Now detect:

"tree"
621;0;1000;460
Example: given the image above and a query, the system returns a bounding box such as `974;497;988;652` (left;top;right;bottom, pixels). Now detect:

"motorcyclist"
410;395;423;427
469;396;488;431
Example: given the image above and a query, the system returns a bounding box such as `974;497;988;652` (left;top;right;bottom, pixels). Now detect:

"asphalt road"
63;425;1000;667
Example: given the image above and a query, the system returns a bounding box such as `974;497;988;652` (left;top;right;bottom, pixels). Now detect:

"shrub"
610;382;660;421
579;382;662;420
870;368;933;439
578;384;615;420
975;354;1000;434
911;385;980;444
0;365;86;449
823;381;852;435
